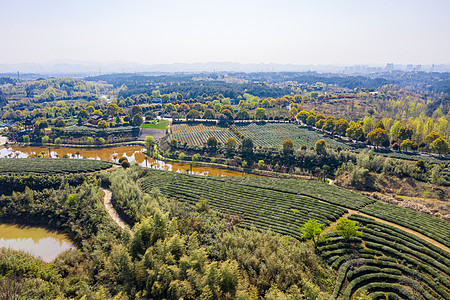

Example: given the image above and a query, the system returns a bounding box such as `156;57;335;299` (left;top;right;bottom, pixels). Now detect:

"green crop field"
140;169;450;298
172;123;241;146
207;176;376;209
140;170;449;244
0;158;112;173
232;122;349;149
171;122;350;149
140;169;347;238
209;175;450;248
361;201;450;248
139;169;450;300
319;214;450;300
140;120;167;129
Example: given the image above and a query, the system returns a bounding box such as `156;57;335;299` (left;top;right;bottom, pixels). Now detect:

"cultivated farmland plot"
140;169;347;239
140;169;450;299
231;123;349;149
172;122;349;149
207;174;450;249
208;176;376;209
172;123;241;146
319;214;450;300
141;170;450;246
361;201;450;248
0;158;112;174
65;125;137;134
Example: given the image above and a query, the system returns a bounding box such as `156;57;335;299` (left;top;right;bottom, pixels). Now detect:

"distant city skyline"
1;0;449;66
2;61;449;76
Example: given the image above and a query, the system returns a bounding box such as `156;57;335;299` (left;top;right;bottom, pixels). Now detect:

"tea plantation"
319;214;450;300
0;158;112;173
140;169;450;300
140;169;347;238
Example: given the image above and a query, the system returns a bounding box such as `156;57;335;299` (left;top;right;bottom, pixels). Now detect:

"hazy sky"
1;0;449;65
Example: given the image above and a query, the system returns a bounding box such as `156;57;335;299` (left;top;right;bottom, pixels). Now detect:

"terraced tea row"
318;214;450;300
231;122;349;149
361;201;450;248
172;123;240;146
0;158;112;173
207;176;376;209
171;122;349;149
140;169;347;239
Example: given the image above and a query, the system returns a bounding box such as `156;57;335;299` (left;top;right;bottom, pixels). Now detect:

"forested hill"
85;71;449;98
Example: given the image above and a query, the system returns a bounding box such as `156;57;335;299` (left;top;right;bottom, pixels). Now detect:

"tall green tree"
235;109;250;120
390;120;402;142
397;126;413;142
131;105;142;116
336;218;363;239
425;131;443;145
225;137;237;149
322;117;335;132
254;108;267;120
282;139;294;151
306;115;317;126
107;103;120;117
241;138;254;160
296;110;310;123
400;138;413;151
132;114;144;127
315;139;327;155
145;136;156;153
207;136;218;148
346;121;365;141
367;128;389;147
300;219;325;248
430;137;449;154
186;109;201;120
202;109;215;119
334;119;349;135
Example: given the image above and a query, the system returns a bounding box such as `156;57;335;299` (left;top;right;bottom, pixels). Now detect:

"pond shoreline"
0;222;75;263
147;151;315;180
2;143;318;179
0;218;76;243
7;140;145;149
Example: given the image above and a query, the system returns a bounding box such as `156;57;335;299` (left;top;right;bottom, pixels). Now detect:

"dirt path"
308;192;450;253
100;166;449;253
101;188;130;231
345;209;450;253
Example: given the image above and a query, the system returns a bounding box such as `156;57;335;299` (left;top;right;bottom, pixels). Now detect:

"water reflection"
0;224;74;263
0;145;254;177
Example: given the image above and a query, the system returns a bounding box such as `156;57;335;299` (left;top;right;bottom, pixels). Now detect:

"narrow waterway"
0;224;74;263
0;145;252;177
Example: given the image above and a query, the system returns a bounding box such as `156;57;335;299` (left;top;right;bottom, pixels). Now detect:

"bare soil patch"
138;128;165;141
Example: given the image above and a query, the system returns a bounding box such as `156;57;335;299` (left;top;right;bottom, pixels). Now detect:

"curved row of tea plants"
318;214;450;300
0;158;112;174
139;169;347;239
361;201;450;248
207;175;376;209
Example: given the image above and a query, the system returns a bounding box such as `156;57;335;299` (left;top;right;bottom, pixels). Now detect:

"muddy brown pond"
0;145;255;262
0;224;75;263
0;145;255;177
